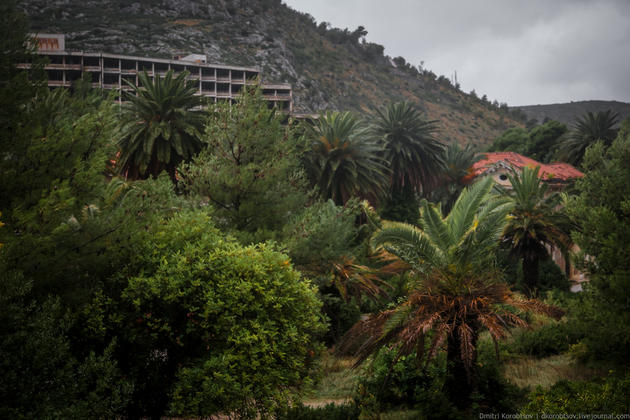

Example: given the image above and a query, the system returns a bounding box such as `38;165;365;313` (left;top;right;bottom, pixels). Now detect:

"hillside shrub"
522;375;630;414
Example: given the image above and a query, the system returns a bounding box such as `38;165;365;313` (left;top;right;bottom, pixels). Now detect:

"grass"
303;351;359;403
503;354;600;389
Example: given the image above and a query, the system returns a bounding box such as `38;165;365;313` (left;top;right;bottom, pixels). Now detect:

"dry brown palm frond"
425;323;450;369
477;313;510;341
370;248;411;276
459;322;476;376
506;296;565;320
336;310;395;364
331;255;392;302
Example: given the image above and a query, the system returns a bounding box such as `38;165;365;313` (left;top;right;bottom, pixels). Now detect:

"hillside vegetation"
514;100;630;126
21;0;524;145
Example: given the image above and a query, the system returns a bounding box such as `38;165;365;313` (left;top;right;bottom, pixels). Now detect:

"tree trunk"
445;327;478;409
522;256;539;297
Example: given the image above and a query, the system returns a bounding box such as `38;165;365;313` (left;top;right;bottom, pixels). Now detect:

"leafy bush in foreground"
91;211;326;418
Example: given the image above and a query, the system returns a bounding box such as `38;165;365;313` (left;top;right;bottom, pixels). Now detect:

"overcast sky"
282;0;630;106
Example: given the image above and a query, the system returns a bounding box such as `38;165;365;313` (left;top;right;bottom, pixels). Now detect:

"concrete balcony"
48;80;72;87
45;64;81;70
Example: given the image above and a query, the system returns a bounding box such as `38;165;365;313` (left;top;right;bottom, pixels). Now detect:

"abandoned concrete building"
20;34;293;111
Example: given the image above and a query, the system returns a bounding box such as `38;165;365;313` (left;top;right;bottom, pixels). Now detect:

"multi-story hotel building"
20;33;293;111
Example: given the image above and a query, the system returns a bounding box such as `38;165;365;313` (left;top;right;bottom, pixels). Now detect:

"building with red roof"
469;151;587;291
470;151;584;189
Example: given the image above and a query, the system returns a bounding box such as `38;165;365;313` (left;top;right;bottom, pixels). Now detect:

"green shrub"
538;258;571;292
282;199;360;271
0;270;131;418
278;402;360;420
507;321;584;358
522;374;630;414
92;210;326;418
355;343;525;419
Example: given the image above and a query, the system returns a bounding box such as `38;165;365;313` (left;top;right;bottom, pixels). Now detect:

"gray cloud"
283;0;630;105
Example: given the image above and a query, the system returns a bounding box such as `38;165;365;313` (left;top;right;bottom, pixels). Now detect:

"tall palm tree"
559;110;619;167
117;70;205;180
339;177;562;407
500;166;571;296
371;101;445;193
305;111;389;205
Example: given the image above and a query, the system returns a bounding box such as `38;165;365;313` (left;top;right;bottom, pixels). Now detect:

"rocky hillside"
20;0;524;145
513;100;630;127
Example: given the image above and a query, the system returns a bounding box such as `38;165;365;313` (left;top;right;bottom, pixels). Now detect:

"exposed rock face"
21;0;523;144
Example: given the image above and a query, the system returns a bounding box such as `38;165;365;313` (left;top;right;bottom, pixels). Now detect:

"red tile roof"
471;152;584;181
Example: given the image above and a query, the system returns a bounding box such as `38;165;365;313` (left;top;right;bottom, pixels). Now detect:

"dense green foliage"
566;125;630;364
506;320;583;358
487;120;567;162
0;274;132;419
90;211;325;418
522;375;630;414
354;346;524;419
182;89;308;239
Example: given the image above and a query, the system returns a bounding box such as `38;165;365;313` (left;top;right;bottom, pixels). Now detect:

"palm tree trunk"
522;256;539;297
445;328;478;409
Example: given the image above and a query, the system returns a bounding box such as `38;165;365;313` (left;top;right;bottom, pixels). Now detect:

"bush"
506;321;584;358
522;374;630;414
355;343;525;419
92;210;326;418
538;258;571;293
282;199;360;272
0;270;131;418
278;402;360;420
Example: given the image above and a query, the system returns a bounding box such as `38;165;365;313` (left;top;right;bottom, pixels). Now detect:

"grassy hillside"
21;0;524;145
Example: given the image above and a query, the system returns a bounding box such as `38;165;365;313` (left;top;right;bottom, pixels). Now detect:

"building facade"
20;34;292;111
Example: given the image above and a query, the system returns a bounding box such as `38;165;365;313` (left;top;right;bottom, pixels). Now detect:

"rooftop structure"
471;151;583;188
21;34;292;111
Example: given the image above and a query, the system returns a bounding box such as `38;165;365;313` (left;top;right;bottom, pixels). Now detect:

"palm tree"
339;177;562;407
371;101;445;193
500;166;571;296
305;111;389;205
431;143;483;213
558;110;619;167
117;70;205;180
